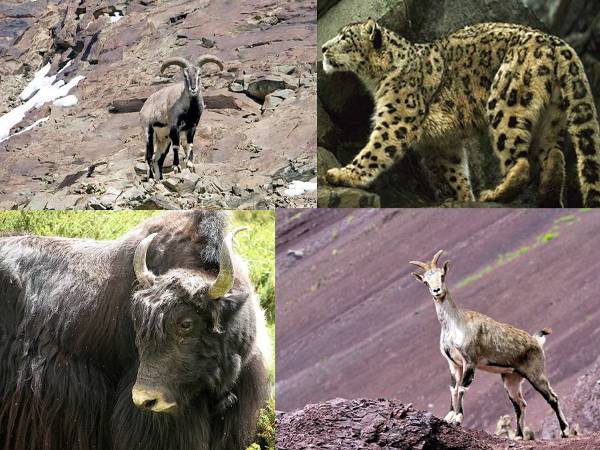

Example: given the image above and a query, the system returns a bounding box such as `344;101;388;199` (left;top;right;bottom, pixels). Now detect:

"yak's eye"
177;318;194;333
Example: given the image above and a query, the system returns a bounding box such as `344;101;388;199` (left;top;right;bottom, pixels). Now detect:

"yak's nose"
132;386;177;413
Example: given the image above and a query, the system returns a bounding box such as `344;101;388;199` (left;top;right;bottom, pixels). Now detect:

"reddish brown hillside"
276;209;600;437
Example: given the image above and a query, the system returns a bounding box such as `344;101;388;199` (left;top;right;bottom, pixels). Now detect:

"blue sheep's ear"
443;260;450;275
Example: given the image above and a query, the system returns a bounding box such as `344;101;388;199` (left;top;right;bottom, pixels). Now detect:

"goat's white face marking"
414;263;449;301
184;68;201;95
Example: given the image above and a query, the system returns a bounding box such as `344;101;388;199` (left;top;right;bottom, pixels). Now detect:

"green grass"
0;211;160;239
457;211;586;289
554;214;577;224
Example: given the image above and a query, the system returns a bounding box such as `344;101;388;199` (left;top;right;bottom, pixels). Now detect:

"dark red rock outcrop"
276;398;600;450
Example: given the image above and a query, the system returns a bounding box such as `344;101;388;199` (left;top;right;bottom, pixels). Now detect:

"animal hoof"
452;413;463;424
443;411;456;422
174;165;182;174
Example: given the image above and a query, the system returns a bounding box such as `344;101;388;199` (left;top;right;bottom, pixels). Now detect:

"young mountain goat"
409;250;570;439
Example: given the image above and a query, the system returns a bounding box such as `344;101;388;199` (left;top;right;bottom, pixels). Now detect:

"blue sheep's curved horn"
160;57;191;73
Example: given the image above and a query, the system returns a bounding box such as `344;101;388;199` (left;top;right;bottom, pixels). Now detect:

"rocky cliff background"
317;0;600;208
0;0;317;210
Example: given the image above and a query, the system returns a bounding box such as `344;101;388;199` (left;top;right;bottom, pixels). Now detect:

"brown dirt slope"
0;0;316;209
276;398;600;450
276;209;600;438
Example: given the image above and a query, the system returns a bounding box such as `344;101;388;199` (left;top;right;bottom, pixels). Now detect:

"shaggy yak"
0;211;271;450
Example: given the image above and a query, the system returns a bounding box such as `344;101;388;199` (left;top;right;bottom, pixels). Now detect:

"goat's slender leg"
502;373;527;439
153;139;170;180
444;359;461;422
169;127;181;173
157;142;170;180
185;126;197;171
526;373;570;437
452;353;474;424
145;125;155;179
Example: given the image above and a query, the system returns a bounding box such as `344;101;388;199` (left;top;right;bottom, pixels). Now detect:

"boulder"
262;89;295;111
316;146;340;182
317;186;381;208
245;75;297;101
277;398;600;449
162;171;199;194
317;99;340;149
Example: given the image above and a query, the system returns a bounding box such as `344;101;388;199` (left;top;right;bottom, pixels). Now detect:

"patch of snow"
0;62;84;141
20;63;52;101
58;60;72;74
110;12;123;23
284;180;317;196
53;95;78;107
1;117;49;142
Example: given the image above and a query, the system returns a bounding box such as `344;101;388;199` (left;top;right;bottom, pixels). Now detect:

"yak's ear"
443;260;450;275
221;288;250;304
367;18;382;49
411;272;424;283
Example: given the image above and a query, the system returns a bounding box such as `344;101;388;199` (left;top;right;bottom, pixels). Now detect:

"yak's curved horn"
134;233;158;287
431;249;445;268
207;227;247;300
409;260;429;270
160;57;191;73
196;55;224;71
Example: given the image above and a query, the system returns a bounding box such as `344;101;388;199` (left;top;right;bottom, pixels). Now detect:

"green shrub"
232;211;275;323
254;397;275;450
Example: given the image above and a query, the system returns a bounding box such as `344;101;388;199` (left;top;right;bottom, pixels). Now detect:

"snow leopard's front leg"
326;89;425;189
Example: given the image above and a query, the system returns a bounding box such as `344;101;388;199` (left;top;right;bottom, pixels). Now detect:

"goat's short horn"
431;249;445;268
134;233;158;287
207;227;247;300
160;57;191;73
408;260;429;270
196;55;224;71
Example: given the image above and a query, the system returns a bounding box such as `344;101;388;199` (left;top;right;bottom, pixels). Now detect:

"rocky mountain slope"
275;208;600;439
276;398;600;449
0;0;316;209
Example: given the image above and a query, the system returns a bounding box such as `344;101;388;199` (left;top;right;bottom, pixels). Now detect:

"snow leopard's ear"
366;18;382;50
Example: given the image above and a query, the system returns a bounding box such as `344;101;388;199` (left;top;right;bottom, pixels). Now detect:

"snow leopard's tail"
558;43;600;207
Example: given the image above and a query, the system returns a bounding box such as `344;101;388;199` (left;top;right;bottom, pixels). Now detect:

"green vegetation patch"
456;211;588;288
0;211;160;239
